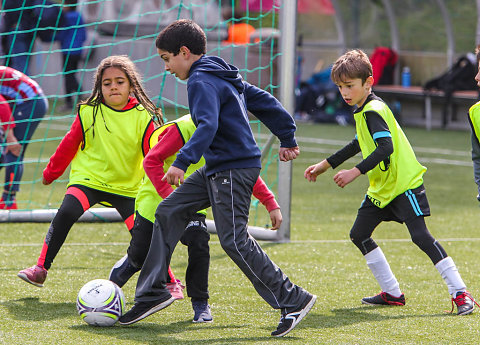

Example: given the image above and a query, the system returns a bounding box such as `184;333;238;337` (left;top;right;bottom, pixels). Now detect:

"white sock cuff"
435;256;454;275
364;247;385;265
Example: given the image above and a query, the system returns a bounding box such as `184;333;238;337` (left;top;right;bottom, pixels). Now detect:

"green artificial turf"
1;122;480;344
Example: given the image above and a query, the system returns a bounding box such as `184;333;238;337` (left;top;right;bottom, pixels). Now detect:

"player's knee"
410;232;432;252
127;246;147;268
181;225;209;247
349;228;365;247
350;231;376;255
127;228;152;267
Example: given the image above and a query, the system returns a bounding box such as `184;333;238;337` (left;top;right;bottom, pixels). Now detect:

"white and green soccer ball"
76;279;125;326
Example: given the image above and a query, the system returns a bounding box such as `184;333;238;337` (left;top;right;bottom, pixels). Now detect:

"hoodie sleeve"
243;82;297;148
173;80;220;172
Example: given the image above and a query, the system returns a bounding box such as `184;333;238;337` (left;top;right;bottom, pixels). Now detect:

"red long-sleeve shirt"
0;94;15;130
143;124;279;212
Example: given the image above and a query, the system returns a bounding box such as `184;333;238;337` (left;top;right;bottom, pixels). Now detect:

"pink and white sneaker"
17;265;48;287
166;279;185;300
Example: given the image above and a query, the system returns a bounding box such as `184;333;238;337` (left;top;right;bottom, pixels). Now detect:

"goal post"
0;0;297;242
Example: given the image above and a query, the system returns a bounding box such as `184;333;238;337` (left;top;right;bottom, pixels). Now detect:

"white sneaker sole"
17;273;44;287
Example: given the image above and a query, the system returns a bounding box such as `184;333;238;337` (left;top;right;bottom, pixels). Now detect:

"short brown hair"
331;49;373;85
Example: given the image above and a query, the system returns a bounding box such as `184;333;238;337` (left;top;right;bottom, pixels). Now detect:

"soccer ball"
76;279;125;326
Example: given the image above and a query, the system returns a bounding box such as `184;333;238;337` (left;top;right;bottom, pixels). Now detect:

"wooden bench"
373;85;479;130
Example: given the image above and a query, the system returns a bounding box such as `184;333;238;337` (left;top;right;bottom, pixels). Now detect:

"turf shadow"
287;306;448;331
1;297;75;321
71;319;281;345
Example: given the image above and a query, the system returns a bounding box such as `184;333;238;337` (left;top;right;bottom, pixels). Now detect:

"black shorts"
359;184;431;224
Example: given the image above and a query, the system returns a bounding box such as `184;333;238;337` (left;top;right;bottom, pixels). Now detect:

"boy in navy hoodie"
119;19;316;337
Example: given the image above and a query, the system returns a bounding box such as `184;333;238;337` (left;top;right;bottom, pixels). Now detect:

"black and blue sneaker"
192;299;213;323
271;294;317;337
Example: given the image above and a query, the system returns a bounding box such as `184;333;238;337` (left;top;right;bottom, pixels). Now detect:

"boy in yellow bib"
305;49;476;315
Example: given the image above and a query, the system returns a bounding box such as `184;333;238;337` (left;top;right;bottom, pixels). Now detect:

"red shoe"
451;291;479;315
0;198;17;210
17;265;48;287
166;279;185;300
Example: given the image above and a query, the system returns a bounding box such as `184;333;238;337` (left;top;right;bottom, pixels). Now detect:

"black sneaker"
451;291;478;315
118;296;176;325
109;254;140;288
271;294;317;337
361;292;405;306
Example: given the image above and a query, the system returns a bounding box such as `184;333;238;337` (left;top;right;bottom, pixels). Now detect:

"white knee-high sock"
435;257;466;297
364;247;402;297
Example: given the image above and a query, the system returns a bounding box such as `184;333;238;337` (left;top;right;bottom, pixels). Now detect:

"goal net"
0;0;291;239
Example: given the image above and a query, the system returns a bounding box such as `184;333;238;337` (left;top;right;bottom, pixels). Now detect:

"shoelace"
449;291;480;313
380;292;404;306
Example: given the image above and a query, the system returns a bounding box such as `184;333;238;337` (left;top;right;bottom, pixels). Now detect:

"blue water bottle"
401;66;411;87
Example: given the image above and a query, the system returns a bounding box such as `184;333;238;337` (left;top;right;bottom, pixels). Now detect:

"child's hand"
279;146;300;161
333;167;361;188
162;166;185;187
42;176;51;185
5;133;21;157
269;208;282;230
304;159;331;182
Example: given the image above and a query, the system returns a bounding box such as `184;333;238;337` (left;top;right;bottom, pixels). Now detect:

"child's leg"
126;212;153;269
4;97;47;199
167;266;176;283
18;185;100;287
179;214;210;301
108;197;141;288
405;216;466;296
134;169;211;303
208;168;311;311
350;198;402;297
37;185;96;270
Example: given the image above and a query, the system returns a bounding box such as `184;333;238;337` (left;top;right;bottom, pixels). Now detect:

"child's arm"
304;159;332;182
243;83;298;156
252;177;282;230
172;81;219;174
42;115;83;185
5;129;21;156
305;138;360;182
143;125;184;197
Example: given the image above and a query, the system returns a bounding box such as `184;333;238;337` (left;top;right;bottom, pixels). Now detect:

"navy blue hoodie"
172;55;297;176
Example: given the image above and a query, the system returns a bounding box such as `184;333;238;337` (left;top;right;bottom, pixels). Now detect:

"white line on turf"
2;238;480;247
